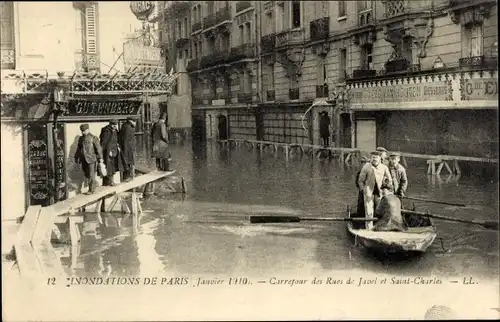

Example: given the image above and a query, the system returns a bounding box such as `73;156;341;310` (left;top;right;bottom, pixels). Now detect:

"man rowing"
388;152;408;199
357;151;393;229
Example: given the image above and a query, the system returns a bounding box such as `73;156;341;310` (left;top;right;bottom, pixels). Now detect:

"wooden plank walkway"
218;139;498;175
12;169;177;282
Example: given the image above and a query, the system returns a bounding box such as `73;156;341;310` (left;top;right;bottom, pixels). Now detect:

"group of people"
355;146;408;230
73;112;172;195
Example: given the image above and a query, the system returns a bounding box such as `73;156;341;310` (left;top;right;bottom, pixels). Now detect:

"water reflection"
69;143;498;280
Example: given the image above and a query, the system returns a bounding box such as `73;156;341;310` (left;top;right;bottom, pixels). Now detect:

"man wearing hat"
376;146;389;165
354;156;370;218
357;150;394;229
100;119;120;186
388;152;408;198
119;116;137;181
74;124;103;195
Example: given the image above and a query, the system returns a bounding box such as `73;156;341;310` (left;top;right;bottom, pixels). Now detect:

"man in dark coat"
151;112;170;171
99;120;120;186
74;124;103;195
354;156;370;218
118;117;137;181
319;111;331;147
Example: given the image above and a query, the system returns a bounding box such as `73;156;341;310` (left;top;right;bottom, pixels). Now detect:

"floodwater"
59;142;499;280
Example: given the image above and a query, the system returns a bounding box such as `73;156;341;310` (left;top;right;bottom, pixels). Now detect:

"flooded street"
63;142;499;281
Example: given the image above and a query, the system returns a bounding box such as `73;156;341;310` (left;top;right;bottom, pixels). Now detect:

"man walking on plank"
74;124;103;195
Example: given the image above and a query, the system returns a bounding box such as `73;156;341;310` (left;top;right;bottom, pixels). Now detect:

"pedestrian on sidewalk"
74;124;103;195
151;112;171;171
119;116;137;182
100;119;120;186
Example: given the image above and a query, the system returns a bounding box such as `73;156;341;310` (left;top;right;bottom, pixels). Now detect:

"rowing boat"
346;206;437;253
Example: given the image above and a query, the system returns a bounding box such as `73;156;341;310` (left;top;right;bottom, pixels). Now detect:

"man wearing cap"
74;124;103;195
388;152;408;198
376;146;389;165
100;120;120;186
354;156;370;218
119;117;137;182
357;151;394;229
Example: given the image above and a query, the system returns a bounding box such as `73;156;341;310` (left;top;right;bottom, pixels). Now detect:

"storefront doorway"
356;119;376;152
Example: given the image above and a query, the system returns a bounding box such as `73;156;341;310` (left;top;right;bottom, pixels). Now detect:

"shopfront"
347;70;498;159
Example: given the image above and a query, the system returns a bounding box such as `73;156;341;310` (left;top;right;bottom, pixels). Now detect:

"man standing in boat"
357;151;394;229
388;152;408;199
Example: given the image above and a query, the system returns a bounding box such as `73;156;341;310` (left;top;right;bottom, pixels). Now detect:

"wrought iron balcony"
289;88;299;100
175;37;189;49
383;0;406;19
237;92;253;103
215;6;231;25
266;90;275;101
459;55;498;69
261;34;276;53
186;59;200;72
276;29;305;48
192;22;202;33
315;84;329;98
236;1;252;12
203;14;216;29
228;44;256;62
199;50;230;69
385;58;410;73
352;69;377;78
310;17;330;41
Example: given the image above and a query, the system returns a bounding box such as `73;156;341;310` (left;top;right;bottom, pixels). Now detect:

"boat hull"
346;209;437;253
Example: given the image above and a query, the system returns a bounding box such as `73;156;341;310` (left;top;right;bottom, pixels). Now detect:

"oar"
403;196;466;207
403;209;499;230
250;216;378;224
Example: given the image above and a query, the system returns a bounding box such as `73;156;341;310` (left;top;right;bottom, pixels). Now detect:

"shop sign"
123;40;162;66
130;1;154;21
27;123;50;206
349;80;452;104
460;78;498;101
54;123;67;202
67;100;142;116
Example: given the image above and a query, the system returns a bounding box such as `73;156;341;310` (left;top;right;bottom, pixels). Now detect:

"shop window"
338;1;346;17
292;1;301;28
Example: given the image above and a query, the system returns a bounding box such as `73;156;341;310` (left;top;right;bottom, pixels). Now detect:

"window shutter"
85;4;99;71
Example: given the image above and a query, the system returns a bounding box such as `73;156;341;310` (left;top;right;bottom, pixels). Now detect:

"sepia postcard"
1;1;499;320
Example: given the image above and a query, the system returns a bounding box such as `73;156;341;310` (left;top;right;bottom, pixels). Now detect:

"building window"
177;21;182;38
339;48;347;80
319;1;329;17
183;17;188;37
193;7;197;23
194;43;198;59
361;44;373;69
317;56;327;85
464;24;483;57
207;1;214;14
198;41;203;57
239;24;245;45
245;22;252;43
292;0;301;28
184;49;189;63
338;1;346;17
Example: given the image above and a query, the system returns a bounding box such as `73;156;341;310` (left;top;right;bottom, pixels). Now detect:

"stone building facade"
165;0;497;159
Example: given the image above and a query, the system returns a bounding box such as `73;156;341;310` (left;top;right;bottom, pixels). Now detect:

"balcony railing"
1;48;15;69
310;17;330;41
229;44;256;62
289;88;299;100
315;84;329;98
352;69;377;78
236;1;252;12
215;7;231;25
459;55;498;69
276;29;305;48
199;50;230;68
237;92;253;103
266;90;275;101
203;14;216;29
175;37;189;49
384;0;405;19
192;22;202;33
261;34;276;53
186;59;200;72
